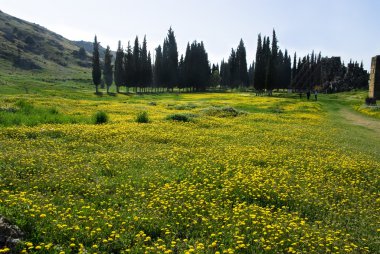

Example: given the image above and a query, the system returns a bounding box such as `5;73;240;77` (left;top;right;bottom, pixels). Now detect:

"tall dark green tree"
92;35;101;93
220;59;230;89
114;41;124;93
140;36;149;89
162;27;178;90
284;49;292;89
147;52;153;88
124;41;134;92
248;60;255;87
132;36;141;87
265;30;278;93
228;49;238;88
183;41;210;91
103;45;113;94
154;45;163;89
178;55;185;90
236;39;249;88
254;34;265;91
291;52;297;89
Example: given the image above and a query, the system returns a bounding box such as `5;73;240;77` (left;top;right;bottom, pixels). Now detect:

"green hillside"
0;10;91;79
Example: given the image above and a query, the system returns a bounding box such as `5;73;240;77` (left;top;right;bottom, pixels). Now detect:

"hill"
0;10;92;75
72;40;107;57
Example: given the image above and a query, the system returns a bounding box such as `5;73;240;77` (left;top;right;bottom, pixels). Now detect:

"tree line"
92;28;368;94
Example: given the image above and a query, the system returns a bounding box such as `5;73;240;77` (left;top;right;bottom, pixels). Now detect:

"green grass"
0;99;89;126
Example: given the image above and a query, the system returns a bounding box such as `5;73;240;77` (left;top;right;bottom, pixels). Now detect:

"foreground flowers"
0;93;378;253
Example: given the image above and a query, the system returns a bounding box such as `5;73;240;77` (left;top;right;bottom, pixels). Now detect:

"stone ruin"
369;55;380;99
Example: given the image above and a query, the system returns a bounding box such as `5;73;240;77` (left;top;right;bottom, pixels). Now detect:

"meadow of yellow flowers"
0;92;379;253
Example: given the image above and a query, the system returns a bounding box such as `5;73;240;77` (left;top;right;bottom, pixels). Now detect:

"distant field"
0;85;379;253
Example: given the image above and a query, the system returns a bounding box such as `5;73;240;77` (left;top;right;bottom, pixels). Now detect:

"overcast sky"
1;0;379;69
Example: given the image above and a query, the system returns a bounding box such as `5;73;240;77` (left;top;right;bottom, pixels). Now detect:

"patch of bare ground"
340;108;380;136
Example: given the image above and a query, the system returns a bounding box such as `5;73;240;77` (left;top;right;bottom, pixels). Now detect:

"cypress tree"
132;36;140;88
228;49;238;88
114;41;124;93
178;55;185;90
248;60;255;87
262;36;270;91
103;45;113;94
220;59;230;89
92;35;101;93
147;52;153;88
124;41;134;92
183;43;191;90
266;30;278;93
166;27;178;90
154;45;163;89
254;34;263;91
183;41;210;91
140;36;149;89
236;39;248;88
291;52;297;89
162;39;169;87
284;50;292;89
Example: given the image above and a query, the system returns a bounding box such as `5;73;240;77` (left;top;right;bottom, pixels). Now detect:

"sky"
1;0;379;69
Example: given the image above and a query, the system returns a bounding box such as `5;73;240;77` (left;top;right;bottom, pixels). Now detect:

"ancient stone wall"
369;55;380;98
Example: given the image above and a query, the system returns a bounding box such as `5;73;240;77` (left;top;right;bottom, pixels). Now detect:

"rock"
0;216;23;250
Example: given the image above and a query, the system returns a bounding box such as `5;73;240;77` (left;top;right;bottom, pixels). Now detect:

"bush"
94;111;109;124
365;97;377;105
201;106;246;117
136;111;150;123
15;99;34;113
166;113;195;122
49;107;59;114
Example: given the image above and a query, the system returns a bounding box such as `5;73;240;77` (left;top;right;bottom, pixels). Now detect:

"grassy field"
0;83;379;253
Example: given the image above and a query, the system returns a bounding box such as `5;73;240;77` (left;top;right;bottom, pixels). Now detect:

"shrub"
94;111;109;124
166;113;195;122
49;107;59;114
201;106;246;117
15;99;34;113
172;104;197;110
136;111;150;123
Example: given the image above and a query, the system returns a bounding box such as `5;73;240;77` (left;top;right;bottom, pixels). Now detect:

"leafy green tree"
92;35;101;93
103;45;113;94
210;69;222;88
114;41;124;93
77;47;87;60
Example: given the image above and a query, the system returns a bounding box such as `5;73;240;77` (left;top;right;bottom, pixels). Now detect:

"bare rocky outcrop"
0;216;23;251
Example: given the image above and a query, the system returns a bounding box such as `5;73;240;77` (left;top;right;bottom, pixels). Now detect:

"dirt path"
340;108;380;136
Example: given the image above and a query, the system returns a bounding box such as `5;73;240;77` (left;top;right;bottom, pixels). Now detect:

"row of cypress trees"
92;28;367;94
92;28;293;93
